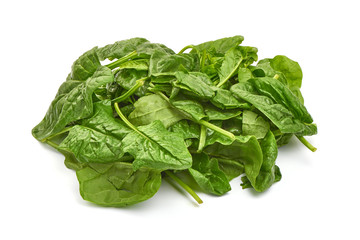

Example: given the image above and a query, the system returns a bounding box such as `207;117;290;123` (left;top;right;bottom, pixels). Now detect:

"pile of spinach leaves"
32;36;317;207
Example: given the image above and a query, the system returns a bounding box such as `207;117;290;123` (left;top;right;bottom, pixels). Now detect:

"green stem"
178;45;194;54
200;49;207;72
151;87;235;141
198;120;236;141
45;140;59;149
112;77;148;103
105;51;138;70
296;136;317;152
41;126;73;142
165;170;203;204
114;102;149;140
216;58;243;88
197;125;206;153
273;74;280;80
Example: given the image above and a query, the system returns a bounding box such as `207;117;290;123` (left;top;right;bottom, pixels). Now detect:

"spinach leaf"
204;105;241;121
76;162;161;207
217;46;258;87
242;110;270;139
230;79;317;136
241;131;280;192
96;37;149;61
33;36;317;207
211;88;251;110
121;120;192;171
168;120;200;140
115;69;149;97
116;59;149;71
68;47;101;81
173;71;215;99
204;135;263;187
171;99;208;122
32;66;114;141
257;56;304;103
128;94;184;128
188;153;231;195
215;157;244;181
58;100;131;163
191;35;244;56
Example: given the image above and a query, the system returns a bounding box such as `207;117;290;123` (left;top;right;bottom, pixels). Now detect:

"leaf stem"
296;136;317;152
112;77;148;103
41;126;73;142
197;125;206;153
151;87;235;141
216;58;243;88
114;102;149;140
165;170;203;204
45;140;59;149
198;120;236;141
105;51;138;70
178;45;194;54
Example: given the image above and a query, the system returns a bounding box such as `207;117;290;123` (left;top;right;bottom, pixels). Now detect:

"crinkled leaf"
58;101;131;163
115;69;149;97
117;59;149;71
171;99;207;122
167;120;200;140
191;35;244;56
32;66;114;141
211;88;251;110
204;105;241;120
121;120;192;171
77;162;161;207
68;47;101;81
230;79;317;136
96;38;149;61
188;153;231;195
174;71;215;99
154;53;198;74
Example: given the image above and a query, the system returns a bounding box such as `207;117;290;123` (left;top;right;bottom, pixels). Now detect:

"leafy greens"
33;35;317;207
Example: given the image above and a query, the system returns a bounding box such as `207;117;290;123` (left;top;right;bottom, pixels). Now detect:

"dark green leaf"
189;153;231;195
174;71;215;99
168;120;200;140
204;135;263;187
230;79;317;136
242;110;270;139
76;162;161;207
115;69;149;97
96;38;149;61
58;100;131;163
241;131;280;192
204;105;241;121
32;66;114;141
211;88;251;110
191;35;244;56
68;47;101;81
128;94;184;128
121;120;192;171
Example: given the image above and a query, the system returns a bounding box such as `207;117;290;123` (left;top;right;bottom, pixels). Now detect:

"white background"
1;0;359;239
